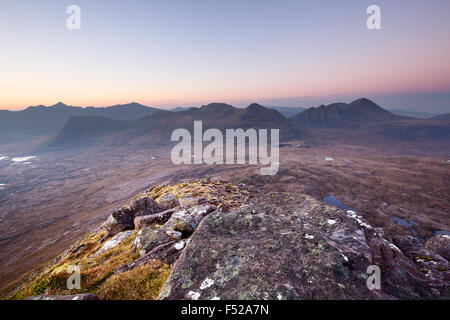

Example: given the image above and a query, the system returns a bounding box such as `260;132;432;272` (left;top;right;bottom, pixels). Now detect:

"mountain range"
49;103;303;147
0;102;159;142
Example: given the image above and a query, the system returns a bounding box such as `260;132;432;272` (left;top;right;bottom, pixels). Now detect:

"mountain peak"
348;98;376;106
200;103;236;111
246;103;266;110
51;102;69;108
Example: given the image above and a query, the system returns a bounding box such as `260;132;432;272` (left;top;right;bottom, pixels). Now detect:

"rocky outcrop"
102;196;165;236
158;193;449;300
134;209;176;230
157;193;180;209
125;204;218;273
15;180;448;301
130;196;165;216
26;294;100;300
163;205;217;235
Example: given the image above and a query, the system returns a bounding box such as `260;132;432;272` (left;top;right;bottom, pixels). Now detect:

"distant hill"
291;98;405;128
265;106;306;118
48;103;304;148
430;112;450;121
0;102;160;142
389;109;436;119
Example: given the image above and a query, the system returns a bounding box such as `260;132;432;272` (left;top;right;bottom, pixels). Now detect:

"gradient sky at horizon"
1;0;450;113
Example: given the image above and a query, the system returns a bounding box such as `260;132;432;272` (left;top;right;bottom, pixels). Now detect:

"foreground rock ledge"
158;193;449;300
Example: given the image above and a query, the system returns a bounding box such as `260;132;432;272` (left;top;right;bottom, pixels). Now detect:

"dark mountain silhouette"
389;109;436;119
430;112;450;121
171;105;306;118
0;102;160;142
291;98;405;128
48;103;304;148
266;106;306;118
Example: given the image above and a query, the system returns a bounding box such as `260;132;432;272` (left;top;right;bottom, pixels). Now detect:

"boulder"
130;196;165;217
102;197;165;236
157;193;180;209
134;209;176;230
102;207;135;236
26;294;99;300
133;227;174;257
425;235;450;261
163;205;216;236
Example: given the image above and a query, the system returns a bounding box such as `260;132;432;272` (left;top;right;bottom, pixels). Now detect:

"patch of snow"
92;231;133;257
346;210;373;229
174;241;185;251
325;157;334;161
277;294;282;300
11;156;36;163
340;254;349;262
327;219;337;225
72;296;80;300
200;278;215;290
305;234;314;240
187;291;200;300
0;156;8;161
211;297;221;300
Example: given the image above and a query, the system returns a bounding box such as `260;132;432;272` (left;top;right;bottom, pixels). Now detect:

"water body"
433;230;450;236
392;217;423;236
11;156;36;163
323;195;356;211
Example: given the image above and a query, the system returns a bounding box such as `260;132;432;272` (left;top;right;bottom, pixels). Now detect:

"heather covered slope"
7;180;449;300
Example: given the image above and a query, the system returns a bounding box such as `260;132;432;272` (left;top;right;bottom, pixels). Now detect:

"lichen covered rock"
425;235;450;261
157;193;180;210
159;193;449;300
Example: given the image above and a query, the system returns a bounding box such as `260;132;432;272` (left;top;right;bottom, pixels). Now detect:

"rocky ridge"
7;180;449;300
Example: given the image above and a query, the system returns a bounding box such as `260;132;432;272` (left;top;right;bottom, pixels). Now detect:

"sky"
1;0;450;113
